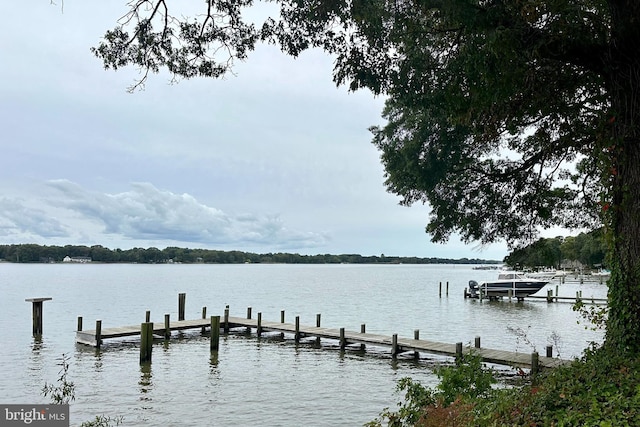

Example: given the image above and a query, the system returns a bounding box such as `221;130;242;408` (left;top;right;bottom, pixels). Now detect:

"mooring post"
340;327;346;350
391;334;399;358
246;307;252;334
280;310;285;323
439;282;442;297
531;352;539;376
25;297;52;336
257;312;262;337
547;289;553;303
316;313;321;328
140;322;153;363
546;345;553;358
295;316;300;342
178;293;186;321
210;316;220;351
224;305;229;333
455;342;463;364
414;330;420;359
446;281;449;296
475;336;481;349
145;310;151;323
164;314;171;339
95;320;102;349
201;307;207;334
77;316;83;332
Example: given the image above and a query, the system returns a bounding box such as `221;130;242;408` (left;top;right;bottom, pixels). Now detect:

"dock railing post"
140;321;153;363
210;316;220;351
178;293;186;321
95;320;102;349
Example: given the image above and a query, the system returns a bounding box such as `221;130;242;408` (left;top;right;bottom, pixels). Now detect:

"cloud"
0;197;69;238
42;180;327;248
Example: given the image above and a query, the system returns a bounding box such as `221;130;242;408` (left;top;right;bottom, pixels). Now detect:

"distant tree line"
504;230;607;269
0;244;501;265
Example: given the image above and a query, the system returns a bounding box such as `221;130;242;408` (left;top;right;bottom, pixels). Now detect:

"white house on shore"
63;256;92;263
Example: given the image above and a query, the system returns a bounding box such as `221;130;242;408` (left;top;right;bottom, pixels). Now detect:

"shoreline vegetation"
0;244;502;265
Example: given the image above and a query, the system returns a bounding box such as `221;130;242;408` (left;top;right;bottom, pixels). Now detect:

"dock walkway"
76;314;568;370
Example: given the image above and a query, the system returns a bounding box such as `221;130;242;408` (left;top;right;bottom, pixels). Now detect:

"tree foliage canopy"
93;1;640;352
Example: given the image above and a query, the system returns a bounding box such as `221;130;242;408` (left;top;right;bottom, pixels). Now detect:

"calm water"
0;263;606;426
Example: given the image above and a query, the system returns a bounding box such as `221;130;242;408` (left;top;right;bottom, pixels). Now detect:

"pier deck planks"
76;315;567;369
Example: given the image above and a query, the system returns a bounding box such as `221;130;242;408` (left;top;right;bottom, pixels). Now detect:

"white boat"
468;271;548;301
591;269;611;279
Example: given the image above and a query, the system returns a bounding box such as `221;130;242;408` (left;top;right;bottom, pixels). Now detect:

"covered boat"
468;271;548;301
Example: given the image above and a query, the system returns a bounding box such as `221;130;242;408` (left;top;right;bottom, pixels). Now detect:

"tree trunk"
603;4;640;352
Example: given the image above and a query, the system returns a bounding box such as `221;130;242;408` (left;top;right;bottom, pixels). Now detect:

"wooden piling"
178;293;186;321
455;342;463;363
164;314;171;339
414;330;420;359
257;312;262;337
246;307;252;333
295;316;300;342
361;324;366;351
224;305;229;333
475;336;481;349
446;281;449;296
531;352;539;376
316;314;321;345
25;297;52;336
439;282;442;297
340;327;346;350
546;345;553;358
201;307;207;334
547;289;553;303
140;322;153;363
281;310;285;323
77;316;83;332
145;310;151;322
391;334;398;358
210;316;220;351
95;320;102;349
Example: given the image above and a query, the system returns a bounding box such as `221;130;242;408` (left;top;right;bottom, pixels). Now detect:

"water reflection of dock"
75;294;568;372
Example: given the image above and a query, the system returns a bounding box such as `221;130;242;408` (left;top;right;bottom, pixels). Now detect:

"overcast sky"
0;2;508;260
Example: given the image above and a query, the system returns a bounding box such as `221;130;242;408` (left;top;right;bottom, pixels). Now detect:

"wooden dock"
75;310;568;370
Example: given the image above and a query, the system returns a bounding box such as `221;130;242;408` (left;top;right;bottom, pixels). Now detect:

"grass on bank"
366;344;640;426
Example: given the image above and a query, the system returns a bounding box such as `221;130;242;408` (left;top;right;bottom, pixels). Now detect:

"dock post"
391;334;398;358
439;282;442;297
531;352;539;376
224;305;229;333
475;336;481;349
77;316;83;332
315;314;321;345
140;322;153;363
164;314;171;339
201;307;207;334
414;330;420;359
178;293;186;321
547;289;553;303
25;297;52;336
257;312;262;337
95;320;102;349
455;342;463;364
210;316;220;351
446;281;449;296
546;345;553;358
280;310;285;323
145;310;151;322
246;307;252;334
340;328;346;350
361;324;366;352
295;316;300;342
